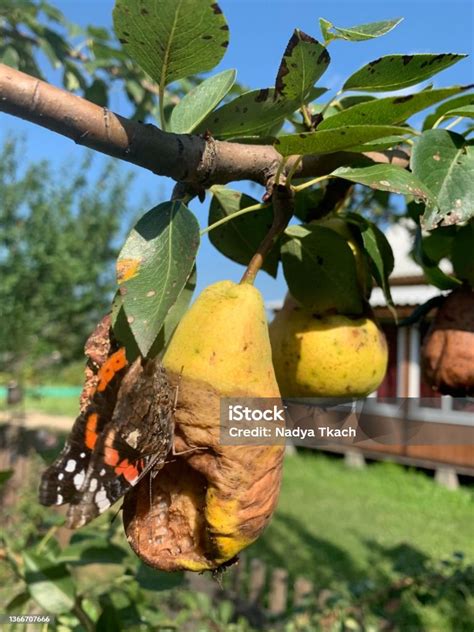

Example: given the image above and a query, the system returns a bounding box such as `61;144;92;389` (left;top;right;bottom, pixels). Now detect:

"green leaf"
198;88;299;139
343;54;467;92
331;164;436;209
422;227;456;261
112;269;197;358
452;223;474;284
307;86;328;103
319;18;333;44
0;45;20;68
293;187;325;222
281;224;363;314
147;267;197;356
345;213;395;310
84;78;108;107
23;551;75;614
422;92;474;129
136;563;184;590
96;604;122;632
6;591;31;613
345;135;409;152
410;130;474;228
117;201;200;356
319;86;473;130
320;17;403;43
110;292;140;361
0;469;13;486
338;95;376;109
208;187;279;277
274;29;330;104
113;0;229;88
413;226;460;290
60;540;127;565
440;104;474;120
169;69;236;133
274;125;413;156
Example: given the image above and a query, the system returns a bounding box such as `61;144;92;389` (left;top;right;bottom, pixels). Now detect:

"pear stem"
240;184;295;285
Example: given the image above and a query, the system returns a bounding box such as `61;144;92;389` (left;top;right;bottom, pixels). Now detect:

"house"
270;222;474;483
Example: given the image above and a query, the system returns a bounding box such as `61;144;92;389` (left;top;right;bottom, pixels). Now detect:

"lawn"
1;444;472;630
250;451;474;629
0;393;79;417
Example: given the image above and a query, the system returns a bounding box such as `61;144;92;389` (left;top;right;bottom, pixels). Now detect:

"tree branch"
0;64;409;189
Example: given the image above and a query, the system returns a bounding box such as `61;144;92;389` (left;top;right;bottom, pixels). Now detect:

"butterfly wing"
39;349;128;508
65;358;173;528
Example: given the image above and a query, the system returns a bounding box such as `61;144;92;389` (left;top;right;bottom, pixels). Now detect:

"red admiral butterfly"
39;324;173;529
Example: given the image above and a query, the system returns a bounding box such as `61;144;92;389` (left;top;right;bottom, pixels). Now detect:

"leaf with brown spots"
331;164;436;211
116;202;199;356
274;29;329;104
197;88;300;139
343;53;466;92
113;0;229;89
411;129;474;228
319;17;403;44
275;125;413;156
319;85;474;130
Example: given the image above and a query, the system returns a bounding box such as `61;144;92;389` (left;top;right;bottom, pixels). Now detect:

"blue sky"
1;0;473;302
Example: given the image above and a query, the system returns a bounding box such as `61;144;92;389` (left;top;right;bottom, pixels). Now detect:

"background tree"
0;136;133;377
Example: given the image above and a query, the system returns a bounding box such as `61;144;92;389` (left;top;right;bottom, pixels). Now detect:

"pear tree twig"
240;184;295;285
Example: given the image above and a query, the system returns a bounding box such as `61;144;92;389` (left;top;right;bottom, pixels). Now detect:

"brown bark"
0;63;409;189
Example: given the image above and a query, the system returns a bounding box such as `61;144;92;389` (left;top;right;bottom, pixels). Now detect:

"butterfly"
39;328;174;528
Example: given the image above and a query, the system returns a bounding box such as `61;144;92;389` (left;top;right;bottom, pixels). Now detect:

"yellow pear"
163;280;280;397
124;281;284;572
270;294;388;398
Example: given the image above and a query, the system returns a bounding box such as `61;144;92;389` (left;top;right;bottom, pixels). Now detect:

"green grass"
0;394;79;417
250;452;474;629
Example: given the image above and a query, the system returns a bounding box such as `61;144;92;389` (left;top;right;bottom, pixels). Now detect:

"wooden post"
344;448;366;469
293;576;313;607
248;558;266;604
435;466;459;490
268;568;288;615
231;552;246;593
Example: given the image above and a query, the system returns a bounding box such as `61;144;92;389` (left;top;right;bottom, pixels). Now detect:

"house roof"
369;221;450;307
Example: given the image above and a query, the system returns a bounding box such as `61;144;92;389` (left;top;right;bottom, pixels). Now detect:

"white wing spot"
73;470;85;489
58;473;64;481
56;494;63;505
90;478;98;492
126;429;140;449
80;452;86;458
65;459;76;472
100;468;106;476
95;488;111;511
